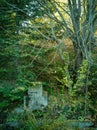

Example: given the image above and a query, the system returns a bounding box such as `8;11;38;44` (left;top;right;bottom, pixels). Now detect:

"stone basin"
66;121;95;129
71;121;94;128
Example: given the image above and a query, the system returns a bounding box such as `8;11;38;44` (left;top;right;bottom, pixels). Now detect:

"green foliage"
57;59;89;94
56;59;94;120
88;63;97;121
7;109;83;130
0;0;97;125
56;52;73;92
0;81;27;111
73;60;89;95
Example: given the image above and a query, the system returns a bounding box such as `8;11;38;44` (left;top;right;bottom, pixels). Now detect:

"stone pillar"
27;82;48;111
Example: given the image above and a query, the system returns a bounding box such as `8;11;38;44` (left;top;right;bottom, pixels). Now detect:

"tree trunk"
73;44;83;83
75;48;83;71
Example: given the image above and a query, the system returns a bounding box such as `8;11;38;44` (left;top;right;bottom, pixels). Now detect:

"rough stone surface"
28;85;48;111
13;107;24;114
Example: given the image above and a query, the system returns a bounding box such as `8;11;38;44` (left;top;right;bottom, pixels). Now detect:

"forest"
0;0;97;129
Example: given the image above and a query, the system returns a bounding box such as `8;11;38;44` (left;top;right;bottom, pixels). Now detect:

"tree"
35;0;97;71
0;0;49;82
0;0;32;80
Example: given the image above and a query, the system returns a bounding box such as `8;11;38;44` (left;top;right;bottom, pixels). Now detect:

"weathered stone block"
27;82;48;111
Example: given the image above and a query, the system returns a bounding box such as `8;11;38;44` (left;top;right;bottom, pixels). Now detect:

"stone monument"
26;82;48;111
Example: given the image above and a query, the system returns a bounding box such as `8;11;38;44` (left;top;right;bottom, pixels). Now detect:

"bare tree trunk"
74;47;83;70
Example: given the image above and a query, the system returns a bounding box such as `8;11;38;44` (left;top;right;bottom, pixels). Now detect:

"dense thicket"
0;0;97;125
